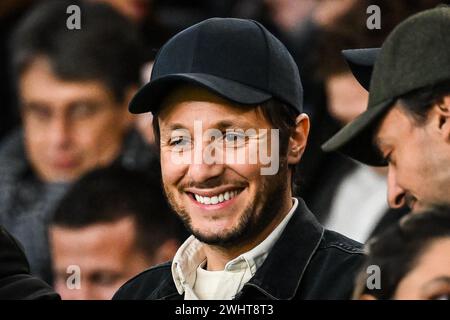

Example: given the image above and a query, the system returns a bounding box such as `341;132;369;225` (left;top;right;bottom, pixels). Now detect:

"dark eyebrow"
214;120;250;131
162;119;256;133
166;123;188;131
159;123;189;141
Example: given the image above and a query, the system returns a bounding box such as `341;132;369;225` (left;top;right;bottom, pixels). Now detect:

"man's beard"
163;162;290;249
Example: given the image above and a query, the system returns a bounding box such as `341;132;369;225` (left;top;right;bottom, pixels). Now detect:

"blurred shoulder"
113;261;180;300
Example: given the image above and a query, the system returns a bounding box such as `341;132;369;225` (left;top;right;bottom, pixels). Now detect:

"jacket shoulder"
319;229;365;254
0;226;60;300
299;229;365;299
113;261;179;300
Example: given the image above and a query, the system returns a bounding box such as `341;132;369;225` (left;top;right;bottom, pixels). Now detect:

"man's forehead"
157;85;270;129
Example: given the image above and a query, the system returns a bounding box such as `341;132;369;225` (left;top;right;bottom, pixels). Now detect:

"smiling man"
323;7;450;212
113;17;364;300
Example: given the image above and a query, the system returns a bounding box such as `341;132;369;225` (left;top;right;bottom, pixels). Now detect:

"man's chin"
192;230;243;247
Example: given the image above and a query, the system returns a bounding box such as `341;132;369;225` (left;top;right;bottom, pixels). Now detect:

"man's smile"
184;187;245;211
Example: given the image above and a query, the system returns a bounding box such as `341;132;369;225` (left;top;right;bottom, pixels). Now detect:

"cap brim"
129;73;272;114
342;48;380;91
321;99;393;166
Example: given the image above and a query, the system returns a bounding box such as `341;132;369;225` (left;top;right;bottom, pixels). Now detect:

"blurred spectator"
92;0;172;57
90;1;172;146
300;51;400;242
294;1;445;242
0;0;157;281
354;205;450;300
49;165;182;300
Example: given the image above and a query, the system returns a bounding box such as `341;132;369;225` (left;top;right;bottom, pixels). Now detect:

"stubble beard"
163;162;290;249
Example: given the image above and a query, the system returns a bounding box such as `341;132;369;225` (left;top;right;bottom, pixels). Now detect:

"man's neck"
201;195;294;271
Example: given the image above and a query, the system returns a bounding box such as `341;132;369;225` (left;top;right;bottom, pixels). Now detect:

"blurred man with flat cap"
113;17;364;300
323;6;450;213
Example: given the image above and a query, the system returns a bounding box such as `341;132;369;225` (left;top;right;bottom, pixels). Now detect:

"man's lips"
51;157;79;169
185;186;245;210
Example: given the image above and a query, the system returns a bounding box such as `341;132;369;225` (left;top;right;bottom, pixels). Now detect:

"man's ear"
287;113;310;165
436;95;450;142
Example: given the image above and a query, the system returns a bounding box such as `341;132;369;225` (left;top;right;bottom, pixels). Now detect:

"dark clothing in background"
0;5;25;144
113;198;365;300
0;225;59;300
0;128;158;282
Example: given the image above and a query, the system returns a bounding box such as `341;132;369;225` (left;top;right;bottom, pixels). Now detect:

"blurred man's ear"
437;95;450;143
287;113;310;165
359;294;377;300
120;85;139;128
153;239;179;264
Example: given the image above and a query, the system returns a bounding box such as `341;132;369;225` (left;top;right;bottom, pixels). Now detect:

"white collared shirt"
171;198;298;300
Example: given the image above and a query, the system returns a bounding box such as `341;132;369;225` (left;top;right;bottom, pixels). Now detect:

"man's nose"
187;161;225;184
49;115;71;148
186;139;226;183
387;168;406;209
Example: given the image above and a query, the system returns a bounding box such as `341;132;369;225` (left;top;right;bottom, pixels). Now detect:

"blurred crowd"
0;0;449;300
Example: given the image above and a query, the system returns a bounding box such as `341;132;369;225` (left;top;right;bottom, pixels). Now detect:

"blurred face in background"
20;57;132;183
50;217;151;300
325;72;369;125
394;237;450;300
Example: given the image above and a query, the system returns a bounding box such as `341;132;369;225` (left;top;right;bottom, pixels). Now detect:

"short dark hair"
397;79;450;124
354;205;450;299
51;165;181;259
10;0;145;102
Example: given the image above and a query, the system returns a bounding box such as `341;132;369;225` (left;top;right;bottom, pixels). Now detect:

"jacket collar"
239;198;324;300
147;197;324;300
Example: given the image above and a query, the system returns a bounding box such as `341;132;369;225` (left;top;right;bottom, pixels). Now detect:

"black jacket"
113;198;365;300
0;225;60;300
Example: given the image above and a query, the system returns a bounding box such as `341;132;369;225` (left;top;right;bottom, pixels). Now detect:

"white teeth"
192;189;241;205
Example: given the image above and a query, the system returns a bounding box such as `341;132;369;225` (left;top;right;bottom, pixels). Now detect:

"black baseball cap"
129;17;303;114
322;7;450;166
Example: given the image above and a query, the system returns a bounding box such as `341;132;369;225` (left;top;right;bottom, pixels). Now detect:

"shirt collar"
241;198;325;300
171;198;298;295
